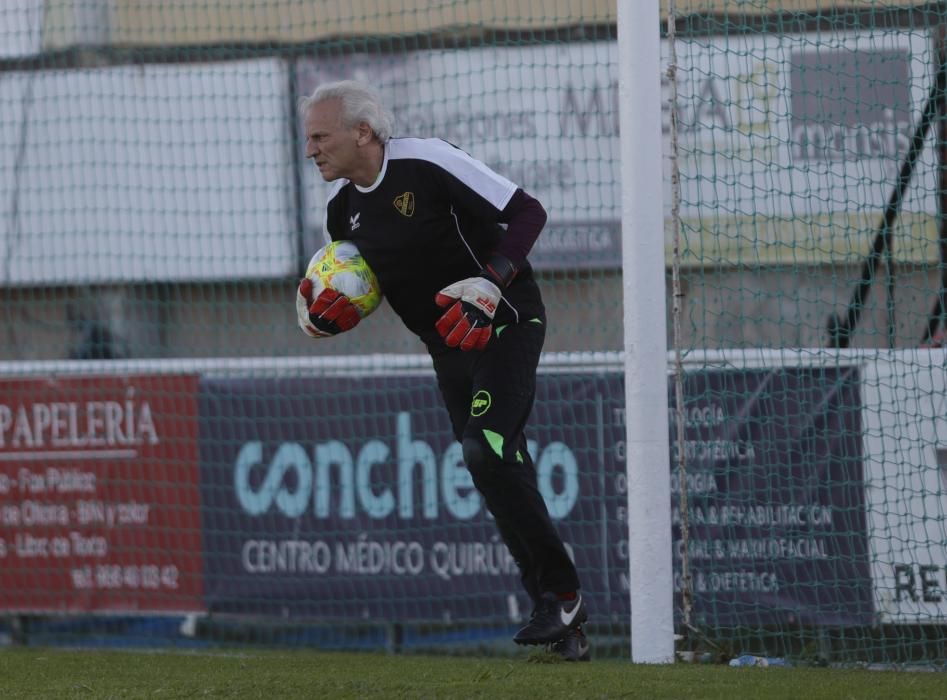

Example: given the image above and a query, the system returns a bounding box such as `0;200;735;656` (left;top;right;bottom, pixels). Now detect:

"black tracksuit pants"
429;317;581;602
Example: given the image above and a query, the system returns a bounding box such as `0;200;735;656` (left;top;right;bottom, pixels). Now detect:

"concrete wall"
3;264;944;362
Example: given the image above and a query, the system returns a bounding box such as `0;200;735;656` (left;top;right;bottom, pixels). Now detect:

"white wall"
0;0;44;58
0;58;296;285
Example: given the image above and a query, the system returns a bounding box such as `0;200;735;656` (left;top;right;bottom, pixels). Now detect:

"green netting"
667;1;947;667
1;0;946;667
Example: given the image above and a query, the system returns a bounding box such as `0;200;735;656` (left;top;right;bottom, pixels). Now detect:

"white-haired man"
296;80;588;661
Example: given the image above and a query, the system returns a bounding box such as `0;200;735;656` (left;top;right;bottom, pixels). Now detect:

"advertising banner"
0;375;204;613
296;29;935;269
863;354;947;624
199;367;869;626
199;374;609;621
661;366;871;626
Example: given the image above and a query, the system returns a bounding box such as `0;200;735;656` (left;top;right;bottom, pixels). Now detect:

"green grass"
0;648;944;699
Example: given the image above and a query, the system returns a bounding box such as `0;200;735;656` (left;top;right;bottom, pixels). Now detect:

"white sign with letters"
863;353;947;623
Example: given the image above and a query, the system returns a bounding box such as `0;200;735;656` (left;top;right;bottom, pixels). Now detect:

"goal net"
1;0;946;664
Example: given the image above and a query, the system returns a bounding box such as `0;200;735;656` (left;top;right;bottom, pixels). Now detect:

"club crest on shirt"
393;192;415;217
349;212;361;231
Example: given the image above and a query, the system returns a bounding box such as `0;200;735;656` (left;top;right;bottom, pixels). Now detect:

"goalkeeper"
295;80;588;661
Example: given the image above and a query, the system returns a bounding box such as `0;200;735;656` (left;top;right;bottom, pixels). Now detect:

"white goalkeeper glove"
434;254;517;352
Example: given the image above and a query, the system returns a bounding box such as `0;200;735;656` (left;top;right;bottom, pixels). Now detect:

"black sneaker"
550;625;591;662
513;591;587;645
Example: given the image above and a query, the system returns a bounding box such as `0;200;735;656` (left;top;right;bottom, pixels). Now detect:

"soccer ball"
305;240;382;318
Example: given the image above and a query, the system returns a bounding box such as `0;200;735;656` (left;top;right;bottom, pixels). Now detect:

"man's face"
303;98;363;182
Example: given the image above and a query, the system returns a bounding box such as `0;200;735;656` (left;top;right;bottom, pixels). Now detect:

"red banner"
0;375;204;613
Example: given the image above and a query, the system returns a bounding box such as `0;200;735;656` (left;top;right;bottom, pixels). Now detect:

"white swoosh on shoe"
559;594;583;627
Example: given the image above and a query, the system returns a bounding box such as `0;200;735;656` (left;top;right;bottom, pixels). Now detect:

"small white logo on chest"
350;212;361;231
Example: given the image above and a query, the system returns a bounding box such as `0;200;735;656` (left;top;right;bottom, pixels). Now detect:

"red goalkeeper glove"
296;278;361;338
434;254;517;351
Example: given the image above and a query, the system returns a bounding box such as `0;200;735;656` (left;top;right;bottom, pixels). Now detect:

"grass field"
1;647;945;699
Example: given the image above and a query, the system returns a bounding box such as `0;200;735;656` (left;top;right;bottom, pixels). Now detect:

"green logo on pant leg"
483;429;504;457
471;390;492;416
482;430;524;462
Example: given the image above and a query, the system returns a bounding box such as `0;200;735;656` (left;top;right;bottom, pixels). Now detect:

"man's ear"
355;121;374;146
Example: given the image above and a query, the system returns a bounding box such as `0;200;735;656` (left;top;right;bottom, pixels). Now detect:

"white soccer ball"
305;240;382;318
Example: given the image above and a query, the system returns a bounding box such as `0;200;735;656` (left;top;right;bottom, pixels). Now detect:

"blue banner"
663;366;871;626
198;367;870;626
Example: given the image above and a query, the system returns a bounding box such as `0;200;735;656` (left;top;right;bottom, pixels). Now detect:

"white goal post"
618;0;675;664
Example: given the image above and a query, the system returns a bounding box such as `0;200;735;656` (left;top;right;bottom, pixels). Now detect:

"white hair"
299;80;394;143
